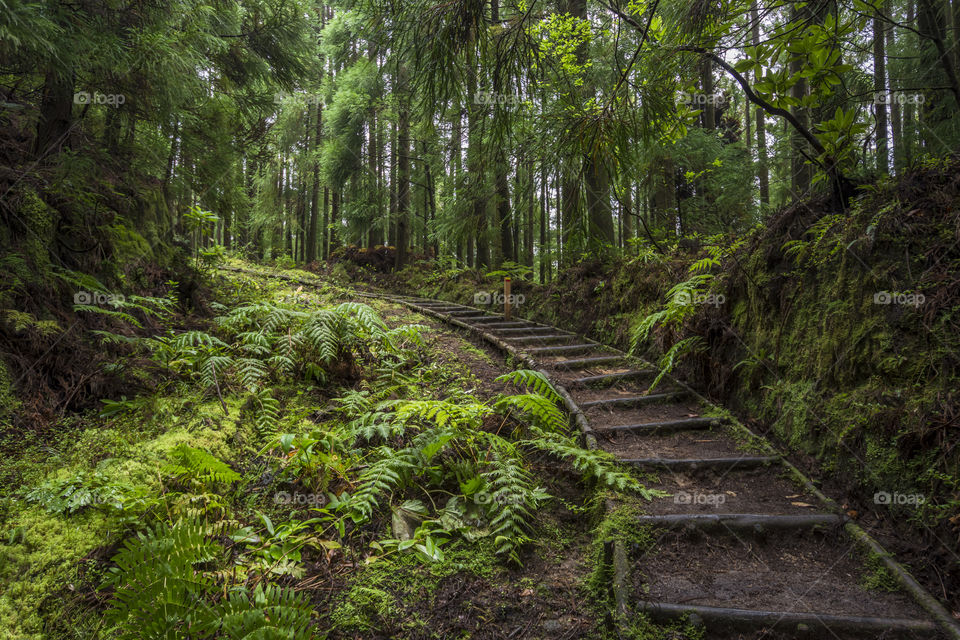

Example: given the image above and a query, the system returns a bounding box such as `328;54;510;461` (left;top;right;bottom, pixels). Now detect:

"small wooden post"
503;277;512;320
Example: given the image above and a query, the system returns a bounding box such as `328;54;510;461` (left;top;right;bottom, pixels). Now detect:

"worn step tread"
597;417;720;435
580;392;687;409
548;355;627;369
635;601;938;636
526;343;599;355
635;513;846;531
570;370;657;386
625;456;780;471
504;334;577;343
495;326;567;335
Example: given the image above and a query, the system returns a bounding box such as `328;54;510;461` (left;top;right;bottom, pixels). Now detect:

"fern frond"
164;444;241;487
494;369;562;404
494;393;568;433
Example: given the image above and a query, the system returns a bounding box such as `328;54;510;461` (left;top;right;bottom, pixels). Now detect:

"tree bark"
874;9;889;172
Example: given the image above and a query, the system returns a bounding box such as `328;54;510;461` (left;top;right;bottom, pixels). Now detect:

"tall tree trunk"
904;0;916;164
34;70;73;158
887;0;903;171
525;158;534;267
307;102;321;262
789;4;812;197
395;67;411;268
751;0;770;206
622;180;633;247
322;186;329;259
539;164;547;283
496;154;514;265
466;45;489;268
874;10;889;172
389;118;397;247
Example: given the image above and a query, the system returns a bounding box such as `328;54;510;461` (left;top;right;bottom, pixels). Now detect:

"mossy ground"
0;262;631;639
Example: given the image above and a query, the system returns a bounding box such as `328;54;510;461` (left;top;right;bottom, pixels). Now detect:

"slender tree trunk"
496;155;514;265
622;181;633;248
322;186;329;259
904;0;916;163
467;49;489;268
874;10;889;172
395;67;411;268
307;102;321;262
539;164;547;283
389;118;397;246
789;4;812;197
751;0;770;206
525;158;534;267
887;0;903;171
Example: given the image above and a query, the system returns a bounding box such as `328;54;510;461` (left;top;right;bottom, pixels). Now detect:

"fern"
481;456;548;563
647;336;706;392
346;447;418;523
395;399;491;430
494;369;562;405
521;427;662;498
494;393;568;433
164;444;242;488
103;521;220;639
204;584;313;639
253;389;282;442
103;521;312;639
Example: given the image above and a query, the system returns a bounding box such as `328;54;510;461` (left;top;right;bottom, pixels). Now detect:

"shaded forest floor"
0;265;635;639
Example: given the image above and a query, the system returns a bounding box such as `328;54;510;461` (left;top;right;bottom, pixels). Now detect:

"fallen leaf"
520;588;535;597
791;501;815;508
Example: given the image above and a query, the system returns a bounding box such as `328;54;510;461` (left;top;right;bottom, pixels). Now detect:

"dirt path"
388;295;960;640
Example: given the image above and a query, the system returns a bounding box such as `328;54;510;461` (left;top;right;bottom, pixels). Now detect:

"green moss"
859;551;900;593
0;506;112;639
329;541;498;634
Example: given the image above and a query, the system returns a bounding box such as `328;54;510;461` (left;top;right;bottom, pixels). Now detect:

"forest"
1;0;960;638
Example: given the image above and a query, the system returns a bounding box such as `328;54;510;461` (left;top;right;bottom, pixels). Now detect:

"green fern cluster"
103;521;313;639
164;444;242;489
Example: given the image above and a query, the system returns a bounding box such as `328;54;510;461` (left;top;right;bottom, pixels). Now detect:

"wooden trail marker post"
503;277;512;320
